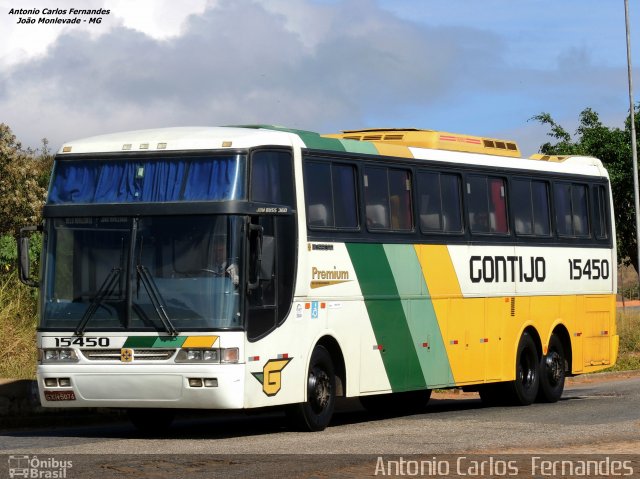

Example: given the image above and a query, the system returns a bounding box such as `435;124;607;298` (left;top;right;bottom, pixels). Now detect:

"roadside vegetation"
610;309;640;372
0;123;51;379
0;272;38;378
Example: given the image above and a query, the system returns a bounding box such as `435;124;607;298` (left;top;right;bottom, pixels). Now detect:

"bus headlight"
40;349;79;363
175;348;239;363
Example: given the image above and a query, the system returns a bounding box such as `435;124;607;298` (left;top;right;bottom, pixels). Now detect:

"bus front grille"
81;349;177;361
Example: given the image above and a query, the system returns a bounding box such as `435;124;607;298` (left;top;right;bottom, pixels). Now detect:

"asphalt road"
1;373;639;478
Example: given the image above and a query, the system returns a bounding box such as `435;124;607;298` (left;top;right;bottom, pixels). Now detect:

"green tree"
0;124;52;273
0;124;52;235
533;106;640;270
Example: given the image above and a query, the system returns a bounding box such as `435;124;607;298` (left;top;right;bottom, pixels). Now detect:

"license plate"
44;390;76;401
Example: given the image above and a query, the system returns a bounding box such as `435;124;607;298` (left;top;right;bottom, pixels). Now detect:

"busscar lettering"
469;255;546;283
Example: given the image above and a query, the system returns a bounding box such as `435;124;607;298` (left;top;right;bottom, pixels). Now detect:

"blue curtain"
48;156;245;204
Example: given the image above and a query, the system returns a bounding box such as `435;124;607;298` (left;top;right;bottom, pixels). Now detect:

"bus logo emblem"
252;358;292;396
121;348;133;362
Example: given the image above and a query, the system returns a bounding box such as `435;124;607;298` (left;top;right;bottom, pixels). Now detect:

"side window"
512;179;550;236
303;161;358;229
466;175;508;234
364;167;413;232
417;171;463;233
304;162;333;227
572;184;589;236
364;167;389;229
554;182;590;237
593;185;609;239
389;169;413;231
251;150;294;205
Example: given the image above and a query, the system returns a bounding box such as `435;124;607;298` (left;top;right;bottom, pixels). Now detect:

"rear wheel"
287;345;336;431
537;334;566;403
127;408;175;434
506;332;540;405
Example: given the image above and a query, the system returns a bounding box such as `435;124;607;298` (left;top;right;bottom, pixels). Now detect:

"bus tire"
507;332;540;406
127;408;175;434
287;345;336;431
537;334;566;403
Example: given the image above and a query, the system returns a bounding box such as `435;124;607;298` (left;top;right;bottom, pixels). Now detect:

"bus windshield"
48;154;246;204
42;215;244;331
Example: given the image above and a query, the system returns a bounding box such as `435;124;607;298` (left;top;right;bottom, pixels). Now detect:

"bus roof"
57;126;297;154
57;125;607;178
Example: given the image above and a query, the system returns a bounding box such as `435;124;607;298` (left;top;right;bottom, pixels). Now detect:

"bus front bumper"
36;364;245;409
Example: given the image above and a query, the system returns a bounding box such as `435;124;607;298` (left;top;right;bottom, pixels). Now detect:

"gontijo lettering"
469;255;546;283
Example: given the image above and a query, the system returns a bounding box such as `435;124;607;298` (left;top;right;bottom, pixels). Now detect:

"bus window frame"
464;173;511;237
416;169;465;236
363;165;415;234
510;176;553;239
302;158;361;232
301;148;613;250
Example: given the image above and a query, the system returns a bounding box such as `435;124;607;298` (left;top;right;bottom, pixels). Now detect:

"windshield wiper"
75;267;121;336
136;264;178;336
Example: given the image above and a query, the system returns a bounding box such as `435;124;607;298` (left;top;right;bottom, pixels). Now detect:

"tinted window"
364;167;413;231
304;162;333;227
365;167;390;230
389;169;413;231
467;175;508;234
554;182;590;237
572;184;589;236
594;185;609;239
251;150;294;205
512;179;550;236
332;164;358;228
304;161;358;229
417;171;462;233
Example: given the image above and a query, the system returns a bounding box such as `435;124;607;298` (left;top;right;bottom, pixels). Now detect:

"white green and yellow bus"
18;125;618;432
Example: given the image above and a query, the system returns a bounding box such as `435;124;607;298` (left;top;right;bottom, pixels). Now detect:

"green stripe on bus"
123;336;158;348
346;243;426;391
153;336;187;348
123;336;188;348
383;244;455;388
239;125;347;152
338;139;379;155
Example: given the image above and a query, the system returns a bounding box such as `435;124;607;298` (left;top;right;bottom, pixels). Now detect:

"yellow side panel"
484;298;509;381
414;245;462;299
447;298;485;384
371;143;414;158
583;295;615;367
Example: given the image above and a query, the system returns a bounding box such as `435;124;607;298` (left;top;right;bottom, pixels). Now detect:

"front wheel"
287;345;336;431
537;334;566;403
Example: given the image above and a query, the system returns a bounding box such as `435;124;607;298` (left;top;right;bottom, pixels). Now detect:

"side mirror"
18;226;40;287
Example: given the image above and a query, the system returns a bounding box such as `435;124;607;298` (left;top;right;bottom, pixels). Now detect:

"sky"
0;0;638;156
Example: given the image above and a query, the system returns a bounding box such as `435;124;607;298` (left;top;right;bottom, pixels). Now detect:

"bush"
0;272;38;378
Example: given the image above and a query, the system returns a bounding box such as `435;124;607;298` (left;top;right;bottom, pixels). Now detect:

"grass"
0;270;638;380
0;273;38;379
607;309;640;372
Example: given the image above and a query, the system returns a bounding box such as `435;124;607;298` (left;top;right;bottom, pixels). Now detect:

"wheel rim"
544;350;563;386
518;348;537;392
308;366;332;414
